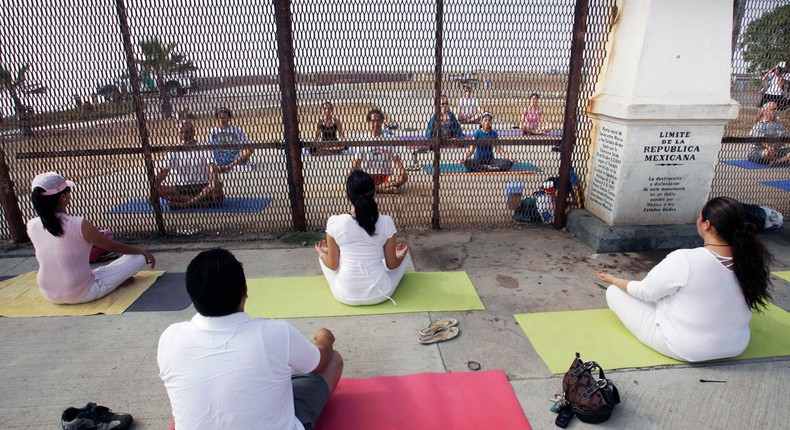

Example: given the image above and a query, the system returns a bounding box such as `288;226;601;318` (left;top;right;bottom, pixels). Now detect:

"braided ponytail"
346;170;379;236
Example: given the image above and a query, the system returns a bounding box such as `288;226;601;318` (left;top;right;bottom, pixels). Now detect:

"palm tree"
137;38;197;118
0;64;46;136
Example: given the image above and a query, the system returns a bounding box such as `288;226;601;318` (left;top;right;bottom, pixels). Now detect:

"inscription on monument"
641;130;691;212
643;130;699;164
588;125;623;212
642;176;686;213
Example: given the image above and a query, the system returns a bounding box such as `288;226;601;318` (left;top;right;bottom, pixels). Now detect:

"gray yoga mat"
125;272;192;312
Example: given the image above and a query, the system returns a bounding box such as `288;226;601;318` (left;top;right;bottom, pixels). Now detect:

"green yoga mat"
772;271;790;283
515;303;790;374
245;271;485;318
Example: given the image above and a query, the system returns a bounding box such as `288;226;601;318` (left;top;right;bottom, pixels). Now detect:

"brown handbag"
558;352;620;426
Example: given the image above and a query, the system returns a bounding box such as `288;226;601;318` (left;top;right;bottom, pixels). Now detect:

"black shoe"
61;402;133;430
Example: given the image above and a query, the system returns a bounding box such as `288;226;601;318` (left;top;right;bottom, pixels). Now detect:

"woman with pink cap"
27;172;156;304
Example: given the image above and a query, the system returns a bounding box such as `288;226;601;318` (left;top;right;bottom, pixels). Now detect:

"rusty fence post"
554;0;589;229
273;0;307;232
431;0;445;231
0;146;28;243
115;0;166;236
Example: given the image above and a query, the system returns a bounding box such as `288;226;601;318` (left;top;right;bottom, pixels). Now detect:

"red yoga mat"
316;370;532;430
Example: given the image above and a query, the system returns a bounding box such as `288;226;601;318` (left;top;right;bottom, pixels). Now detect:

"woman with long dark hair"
27;172;155;304
315;170;413;305
596;197;773;362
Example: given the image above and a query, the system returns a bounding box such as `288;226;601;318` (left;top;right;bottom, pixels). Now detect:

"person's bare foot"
120;277;136;287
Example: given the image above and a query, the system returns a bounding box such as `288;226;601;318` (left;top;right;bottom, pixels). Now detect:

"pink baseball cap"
31;172;75;196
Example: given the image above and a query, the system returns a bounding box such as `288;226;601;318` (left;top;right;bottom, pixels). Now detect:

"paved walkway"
1;227;788;429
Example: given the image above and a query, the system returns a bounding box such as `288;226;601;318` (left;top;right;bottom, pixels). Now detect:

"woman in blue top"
425;96;464;139
461;112;515;172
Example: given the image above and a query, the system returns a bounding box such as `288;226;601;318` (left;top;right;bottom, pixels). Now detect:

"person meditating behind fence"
315;170;414;306
27;172;156;304
425;95;464;139
457;85;482;124
596;197;772;362
461;112;515;172
312;101;348;155
150;120;223;209
520;93;546;135
208;106;254;171
747;101;790;165
352;108;407;194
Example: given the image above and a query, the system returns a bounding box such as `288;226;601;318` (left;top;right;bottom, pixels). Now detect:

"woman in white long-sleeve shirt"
596;197;773;362
315;170;414;305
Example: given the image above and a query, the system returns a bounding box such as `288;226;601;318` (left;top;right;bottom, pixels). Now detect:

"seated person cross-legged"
312;101;349;155
208;107;254;172
352;108;407;194
315;171;415;306
596;197;773;362
151;120;223;210
747;101;790;165
158;248;343;430
462;112;515;172
27;172;156;304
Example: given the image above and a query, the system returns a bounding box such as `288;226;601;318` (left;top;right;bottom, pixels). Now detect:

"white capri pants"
75;254;147;303
319;252;415;306
605;286;683;361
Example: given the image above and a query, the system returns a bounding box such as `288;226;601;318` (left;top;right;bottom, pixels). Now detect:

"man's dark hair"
366;108;385;122
186;248;246;316
214;106;233;118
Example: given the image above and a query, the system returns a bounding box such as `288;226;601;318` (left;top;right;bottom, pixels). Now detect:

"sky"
0;0;784;116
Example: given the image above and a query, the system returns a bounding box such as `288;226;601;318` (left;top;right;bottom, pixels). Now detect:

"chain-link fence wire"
1;0;614;240
712;0;790;213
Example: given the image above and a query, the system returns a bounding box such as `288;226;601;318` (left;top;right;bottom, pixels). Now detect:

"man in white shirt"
352;108;407;193
150;120;223;210
158;248;343;430
456;85;482;124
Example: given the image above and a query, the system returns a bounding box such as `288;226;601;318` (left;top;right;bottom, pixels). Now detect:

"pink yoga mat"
316;370;531;430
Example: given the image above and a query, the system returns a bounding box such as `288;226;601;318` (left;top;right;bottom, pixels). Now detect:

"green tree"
0;64;46;136
739;4;790;74
137;38;197;118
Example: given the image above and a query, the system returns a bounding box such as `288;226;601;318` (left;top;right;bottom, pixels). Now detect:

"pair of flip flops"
418;318;459;344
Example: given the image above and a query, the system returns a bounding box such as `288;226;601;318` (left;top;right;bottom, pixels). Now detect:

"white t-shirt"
457;96;479;118
325;213;397;302
355;140;399;175
626;248;751;362
765;72;790;96
158;312;321;430
164;145;214;185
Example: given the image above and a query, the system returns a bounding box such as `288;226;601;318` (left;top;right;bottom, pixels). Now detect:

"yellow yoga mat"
0;270;165;317
772;271;790;283
515;303;790;374
245;271;485;319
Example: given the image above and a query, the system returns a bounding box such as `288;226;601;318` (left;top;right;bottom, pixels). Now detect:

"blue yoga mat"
108;197;273;214
422;161;542;175
722;159;790;169
760;179;790;191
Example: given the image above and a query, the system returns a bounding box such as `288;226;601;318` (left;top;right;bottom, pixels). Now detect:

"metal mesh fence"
1;0;617;241
712;0;790;214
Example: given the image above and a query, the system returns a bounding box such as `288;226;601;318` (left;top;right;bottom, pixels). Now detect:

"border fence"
0;0;787;242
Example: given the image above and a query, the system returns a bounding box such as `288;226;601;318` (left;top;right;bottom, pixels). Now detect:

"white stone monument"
585;0;740;226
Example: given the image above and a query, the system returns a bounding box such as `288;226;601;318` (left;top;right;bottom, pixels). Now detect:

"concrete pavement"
1;227;788;429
